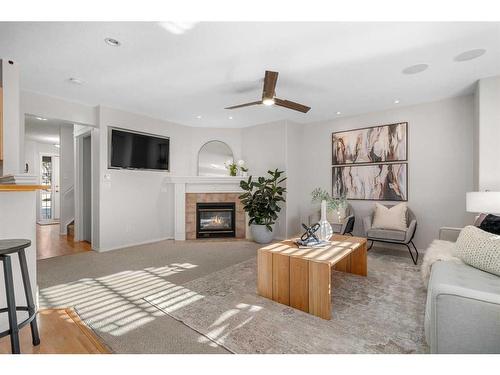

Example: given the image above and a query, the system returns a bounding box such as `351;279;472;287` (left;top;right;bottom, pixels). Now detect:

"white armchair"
363;205;418;265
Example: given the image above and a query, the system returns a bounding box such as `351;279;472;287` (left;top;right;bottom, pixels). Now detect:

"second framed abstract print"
332;163;408;201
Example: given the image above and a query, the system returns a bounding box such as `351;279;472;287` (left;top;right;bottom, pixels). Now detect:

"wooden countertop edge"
0;184;50;191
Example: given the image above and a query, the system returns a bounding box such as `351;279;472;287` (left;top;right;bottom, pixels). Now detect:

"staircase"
67;220;75;238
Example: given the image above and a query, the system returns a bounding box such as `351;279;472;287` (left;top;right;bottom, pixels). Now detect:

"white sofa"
424;227;500;353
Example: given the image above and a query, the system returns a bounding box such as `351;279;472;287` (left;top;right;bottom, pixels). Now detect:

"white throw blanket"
421;239;463;288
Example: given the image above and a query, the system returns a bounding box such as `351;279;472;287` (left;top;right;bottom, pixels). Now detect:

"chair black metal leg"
2;255;20;354
410;241;419;265
367;240;374;251
18;249;40;346
405;243;418;265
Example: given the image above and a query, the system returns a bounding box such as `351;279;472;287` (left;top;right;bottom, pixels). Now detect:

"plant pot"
250;223;274;244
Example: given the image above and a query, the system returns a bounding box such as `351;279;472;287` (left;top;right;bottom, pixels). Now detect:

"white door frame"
74;130;93;244
38;152;60;222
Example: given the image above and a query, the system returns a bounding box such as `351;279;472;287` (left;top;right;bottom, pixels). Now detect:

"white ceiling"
24;115;72;144
1;22;500;128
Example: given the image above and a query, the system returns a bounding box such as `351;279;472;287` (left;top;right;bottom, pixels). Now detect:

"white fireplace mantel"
164;176;245;240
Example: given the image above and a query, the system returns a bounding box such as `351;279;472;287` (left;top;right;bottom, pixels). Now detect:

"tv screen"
109;128;169;171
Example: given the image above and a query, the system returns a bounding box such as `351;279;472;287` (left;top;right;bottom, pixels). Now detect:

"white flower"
237;159;245;167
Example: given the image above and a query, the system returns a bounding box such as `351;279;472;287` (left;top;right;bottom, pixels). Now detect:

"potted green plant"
239;169;286;244
225;160;238;176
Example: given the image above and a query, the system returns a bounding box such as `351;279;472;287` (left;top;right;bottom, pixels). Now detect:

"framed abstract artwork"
332;122;407;165
332;163;408;201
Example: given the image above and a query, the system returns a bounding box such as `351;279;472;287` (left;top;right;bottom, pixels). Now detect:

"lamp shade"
466;192;500;214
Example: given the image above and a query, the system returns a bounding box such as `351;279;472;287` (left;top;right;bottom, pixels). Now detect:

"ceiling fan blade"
274;98;311;113
225;101;262;110
262;70;279;99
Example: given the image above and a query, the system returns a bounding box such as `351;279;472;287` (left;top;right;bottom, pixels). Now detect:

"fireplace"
196;202;236;238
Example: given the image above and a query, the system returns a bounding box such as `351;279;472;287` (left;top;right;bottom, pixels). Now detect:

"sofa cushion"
372;202;407;231
367;228;406;242
455;225;500;277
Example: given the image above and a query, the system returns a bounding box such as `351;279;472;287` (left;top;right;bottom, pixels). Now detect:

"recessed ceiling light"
105;37;121;47
159;22;197;35
402;63;429;75
36;117;47;121
228;116;233;120
68;77;84;85
394;99;400;104
196;115;202;119
54;144;60;148
262;98;275;106
454;49;486;62
336;111;341;115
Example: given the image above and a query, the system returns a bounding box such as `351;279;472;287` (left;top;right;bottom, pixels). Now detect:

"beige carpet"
38;239;427;353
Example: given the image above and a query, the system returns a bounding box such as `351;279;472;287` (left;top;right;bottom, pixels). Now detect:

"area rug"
144;252;428;354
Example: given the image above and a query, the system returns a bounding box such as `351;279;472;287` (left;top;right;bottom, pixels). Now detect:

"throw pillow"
372;202;408;231
479;214;500;235
455;225;500;277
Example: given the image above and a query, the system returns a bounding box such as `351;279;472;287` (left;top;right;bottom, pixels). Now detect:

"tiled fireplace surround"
164;176;247;240
185;193;246;239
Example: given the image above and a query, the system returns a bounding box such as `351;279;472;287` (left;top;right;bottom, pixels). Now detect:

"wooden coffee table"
257;234;367;320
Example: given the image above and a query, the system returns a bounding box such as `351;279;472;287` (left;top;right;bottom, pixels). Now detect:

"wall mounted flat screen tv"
109;128;170;171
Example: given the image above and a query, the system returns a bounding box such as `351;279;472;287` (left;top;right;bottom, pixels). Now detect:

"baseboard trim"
95;236;175;252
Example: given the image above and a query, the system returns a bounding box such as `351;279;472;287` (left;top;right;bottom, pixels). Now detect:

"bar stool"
0;239;40;354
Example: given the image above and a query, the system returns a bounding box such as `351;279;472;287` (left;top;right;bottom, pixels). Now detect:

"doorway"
80;134;92;242
24;114;92;259
75;130;93;246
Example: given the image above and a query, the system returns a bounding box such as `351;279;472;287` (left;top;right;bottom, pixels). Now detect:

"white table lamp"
466;192;500;214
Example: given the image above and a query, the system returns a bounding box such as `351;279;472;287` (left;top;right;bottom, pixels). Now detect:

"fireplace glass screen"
196;202;236;238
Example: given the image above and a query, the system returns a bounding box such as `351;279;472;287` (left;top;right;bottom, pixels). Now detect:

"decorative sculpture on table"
296;222;329;248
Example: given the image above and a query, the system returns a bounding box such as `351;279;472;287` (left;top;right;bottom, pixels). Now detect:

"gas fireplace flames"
211;215;224;226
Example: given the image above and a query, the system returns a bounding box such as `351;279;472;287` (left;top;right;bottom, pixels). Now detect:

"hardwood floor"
0;308;111;354
37;223;91;260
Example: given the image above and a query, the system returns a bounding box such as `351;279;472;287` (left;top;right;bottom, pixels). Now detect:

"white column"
1;59;21;174
174;182;186;240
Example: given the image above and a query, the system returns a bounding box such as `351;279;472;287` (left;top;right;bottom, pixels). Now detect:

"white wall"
475;76;500;191
298;95;475;249
241;120;288;239
285;121;303;237
96;106;244;251
1;59;21;174
21;90;98;127
59;125;75;234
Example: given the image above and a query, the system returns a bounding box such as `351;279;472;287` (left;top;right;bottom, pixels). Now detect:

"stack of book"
0;174;39;185
295;238;331;249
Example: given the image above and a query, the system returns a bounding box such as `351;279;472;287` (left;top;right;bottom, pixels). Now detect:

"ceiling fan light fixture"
262;98;275;106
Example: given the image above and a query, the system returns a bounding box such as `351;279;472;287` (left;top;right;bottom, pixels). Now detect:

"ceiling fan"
225;70;311;113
